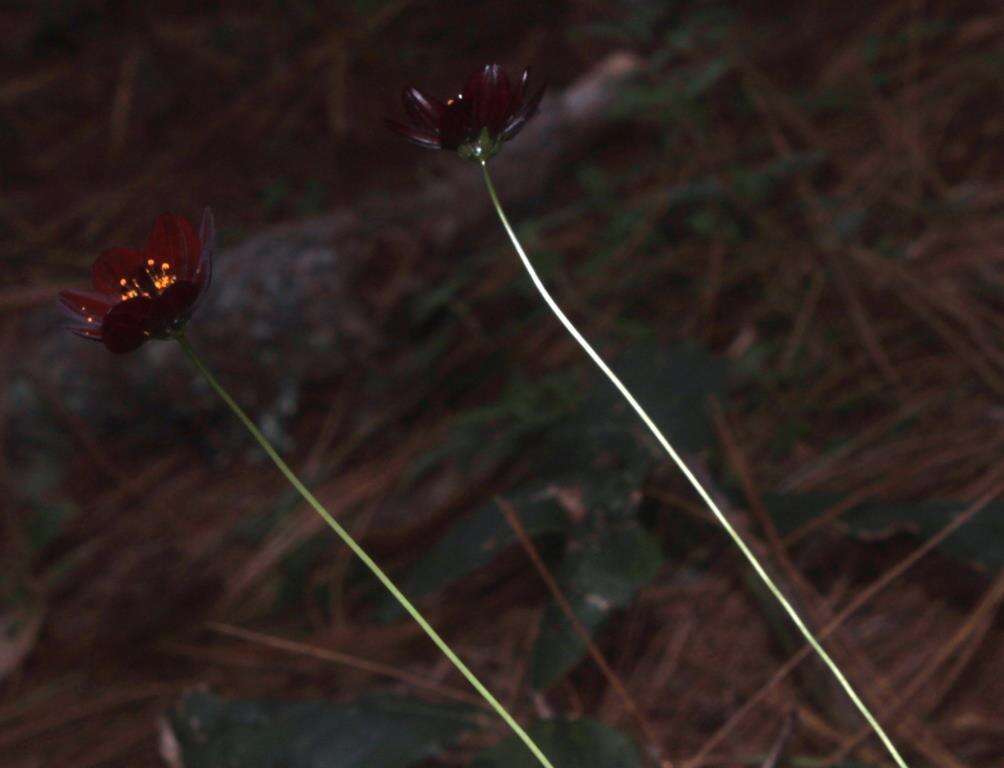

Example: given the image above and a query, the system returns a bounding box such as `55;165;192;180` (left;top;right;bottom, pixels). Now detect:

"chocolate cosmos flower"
59;210;214;353
388;63;545;161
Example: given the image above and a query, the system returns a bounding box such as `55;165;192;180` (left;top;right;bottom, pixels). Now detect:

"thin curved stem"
176;333;555;768
480;160;910;768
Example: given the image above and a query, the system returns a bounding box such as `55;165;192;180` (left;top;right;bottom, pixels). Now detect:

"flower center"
458;126;500;162
119;258;177;300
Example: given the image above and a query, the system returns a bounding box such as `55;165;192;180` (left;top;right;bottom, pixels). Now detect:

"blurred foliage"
387;343;728;685
1;376;75;680
10;0;1004;762
472;719;642;768
531;526;662;688
168;691;475;768
3;376;77;604
387;490;567;609
768;494;1004;571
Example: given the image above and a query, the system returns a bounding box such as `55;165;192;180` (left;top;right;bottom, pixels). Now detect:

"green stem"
176;333;555;768
480;161;910;768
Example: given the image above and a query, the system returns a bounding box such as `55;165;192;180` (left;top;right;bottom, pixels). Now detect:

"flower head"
387;63;545;161
59;210;214;353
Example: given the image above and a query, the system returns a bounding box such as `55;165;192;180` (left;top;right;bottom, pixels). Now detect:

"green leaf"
385;343;725;620
392;489;570;605
599;342;728;454
767;493;1004;570
473;719;643;768
531;526;664;689
168;691;475;768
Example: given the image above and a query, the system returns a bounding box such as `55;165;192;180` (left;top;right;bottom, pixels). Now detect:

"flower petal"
91;248;147;293
502;79;545;142
464;63;512;138
388;63;544;158
59;289;115;323
402;87;446;130
68;325;103;340
101;297;155;354
511;68;531;110
58;290;115;343
438;99;471;150
462;65;490;117
149;280;201;333
385;118;442;149
486;66;513;136
146;214;201;280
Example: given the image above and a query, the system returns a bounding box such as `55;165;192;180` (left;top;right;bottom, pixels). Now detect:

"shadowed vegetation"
2;1;1003;766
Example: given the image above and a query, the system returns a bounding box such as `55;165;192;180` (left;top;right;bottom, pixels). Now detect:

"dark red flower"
59;210;214;353
387;63;545;161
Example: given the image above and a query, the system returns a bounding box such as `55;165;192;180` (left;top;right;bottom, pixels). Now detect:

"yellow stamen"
117;260;177;301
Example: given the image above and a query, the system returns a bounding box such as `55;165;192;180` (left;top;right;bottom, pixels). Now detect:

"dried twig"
205;622;486;707
686;481;1003;766
497;496;672;768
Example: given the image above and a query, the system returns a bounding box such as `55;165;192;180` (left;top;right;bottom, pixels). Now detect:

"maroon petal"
60;289;113;341
389;63;543;157
146;214;201;280
92;248;147;293
385;118;442;149
101;297;155;353
501;79;545;142
59;289;115;323
464;64;512;138
68;325;103;340
462;65;491;117
149;280;201;332
402;87;446;130
511;68;531;110
438;99;471;150
486;66;513;137
522;80;546;118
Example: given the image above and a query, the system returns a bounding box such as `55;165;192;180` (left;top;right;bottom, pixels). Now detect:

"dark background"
2;1;1003;767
